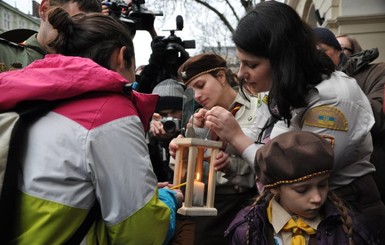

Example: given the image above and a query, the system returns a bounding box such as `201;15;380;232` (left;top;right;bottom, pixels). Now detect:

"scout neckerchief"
267;199;316;245
229;102;242;116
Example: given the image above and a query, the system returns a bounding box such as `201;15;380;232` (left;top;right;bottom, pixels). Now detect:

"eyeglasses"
342;47;353;53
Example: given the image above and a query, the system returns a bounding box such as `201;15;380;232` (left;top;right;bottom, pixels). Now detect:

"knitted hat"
314;27;342;51
152;79;184;112
177;53;227;86
255;131;334;188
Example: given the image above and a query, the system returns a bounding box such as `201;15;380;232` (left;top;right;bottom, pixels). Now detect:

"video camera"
103;0;163;36
160;15;195;63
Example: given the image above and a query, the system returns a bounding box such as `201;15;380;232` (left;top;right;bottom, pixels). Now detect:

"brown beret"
255;131;334;188
177;53;227;86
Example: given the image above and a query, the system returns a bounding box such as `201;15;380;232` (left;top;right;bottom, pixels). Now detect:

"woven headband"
183;67;226;86
264;170;330;188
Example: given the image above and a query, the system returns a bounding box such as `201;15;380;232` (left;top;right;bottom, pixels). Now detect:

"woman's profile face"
236;47;272;94
187;72;226;109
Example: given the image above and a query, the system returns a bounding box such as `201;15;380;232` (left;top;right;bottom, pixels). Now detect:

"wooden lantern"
172;137;223;216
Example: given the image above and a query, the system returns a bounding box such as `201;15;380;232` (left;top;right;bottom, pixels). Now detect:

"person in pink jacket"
0;8;182;244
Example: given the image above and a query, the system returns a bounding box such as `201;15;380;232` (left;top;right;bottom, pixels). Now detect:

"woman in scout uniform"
225;131;377;245
171;53;270;244
201;1;385;243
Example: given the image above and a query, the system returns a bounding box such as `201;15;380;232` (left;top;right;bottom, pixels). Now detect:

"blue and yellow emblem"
303;106;348;131
318;115;335;125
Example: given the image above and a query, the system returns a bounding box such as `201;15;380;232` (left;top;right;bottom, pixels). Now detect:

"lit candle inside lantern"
192;173;205;207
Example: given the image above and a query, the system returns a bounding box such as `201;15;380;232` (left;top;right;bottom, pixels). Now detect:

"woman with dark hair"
170;53;270;244
197;1;385;243
0;8;182;244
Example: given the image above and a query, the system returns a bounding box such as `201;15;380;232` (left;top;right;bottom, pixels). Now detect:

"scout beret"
255;131;334;188
177;53;227;86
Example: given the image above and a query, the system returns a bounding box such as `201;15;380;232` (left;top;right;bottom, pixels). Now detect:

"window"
3;12;11;30
19;19;25;28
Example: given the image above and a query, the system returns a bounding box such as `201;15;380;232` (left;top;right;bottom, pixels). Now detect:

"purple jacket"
225;197;378;245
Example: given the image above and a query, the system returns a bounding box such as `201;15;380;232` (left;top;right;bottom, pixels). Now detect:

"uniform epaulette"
0;37;24;49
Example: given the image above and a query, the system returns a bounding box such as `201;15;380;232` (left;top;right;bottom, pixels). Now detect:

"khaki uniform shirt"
217;91;270;193
0;34;45;73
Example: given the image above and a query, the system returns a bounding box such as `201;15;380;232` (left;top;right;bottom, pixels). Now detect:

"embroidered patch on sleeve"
303;106;348;131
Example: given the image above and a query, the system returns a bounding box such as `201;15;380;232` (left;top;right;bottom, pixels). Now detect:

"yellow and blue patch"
303;106;348;131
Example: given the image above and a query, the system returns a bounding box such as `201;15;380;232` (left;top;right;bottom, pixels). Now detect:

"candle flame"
196;173;201;181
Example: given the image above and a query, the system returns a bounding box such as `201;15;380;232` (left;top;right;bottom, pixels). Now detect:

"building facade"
287;0;385;62
0;0;39;35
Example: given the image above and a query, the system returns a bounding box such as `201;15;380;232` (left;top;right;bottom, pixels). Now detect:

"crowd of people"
0;0;384;244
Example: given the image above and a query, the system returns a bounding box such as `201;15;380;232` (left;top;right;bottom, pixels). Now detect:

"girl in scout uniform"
225;131;377;245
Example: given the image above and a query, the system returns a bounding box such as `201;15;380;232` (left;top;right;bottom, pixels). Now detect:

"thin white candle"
192;173;205;206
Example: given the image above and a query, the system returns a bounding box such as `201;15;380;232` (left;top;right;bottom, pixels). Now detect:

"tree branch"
225;0;240;21
194;0;235;34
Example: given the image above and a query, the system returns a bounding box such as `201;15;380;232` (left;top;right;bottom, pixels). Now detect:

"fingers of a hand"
205;114;221;131
169;135;184;156
158;182;169;188
214;152;230;171
152;113;161;121
169;140;179;157
214;159;227;171
196;108;208;118
150;121;163;136
173;190;184;207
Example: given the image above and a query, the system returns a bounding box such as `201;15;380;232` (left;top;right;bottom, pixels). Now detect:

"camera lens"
165;45;178;64
163;120;177;134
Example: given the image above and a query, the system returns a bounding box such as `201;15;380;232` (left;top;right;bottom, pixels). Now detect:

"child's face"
272;173;330;219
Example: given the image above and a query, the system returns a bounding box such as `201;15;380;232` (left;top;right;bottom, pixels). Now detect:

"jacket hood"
340;48;379;76
0;54;158;130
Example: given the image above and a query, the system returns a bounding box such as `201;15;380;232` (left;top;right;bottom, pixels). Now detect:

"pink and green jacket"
0;54;177;244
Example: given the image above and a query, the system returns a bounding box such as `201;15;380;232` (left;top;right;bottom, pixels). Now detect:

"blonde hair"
328;191;355;245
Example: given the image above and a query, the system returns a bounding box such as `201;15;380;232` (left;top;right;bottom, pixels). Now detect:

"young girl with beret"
225;131;377;245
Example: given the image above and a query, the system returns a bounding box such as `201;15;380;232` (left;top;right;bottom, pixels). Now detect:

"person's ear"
116;46;136;82
217;70;226;86
39;0;50;20
117;46;127;69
